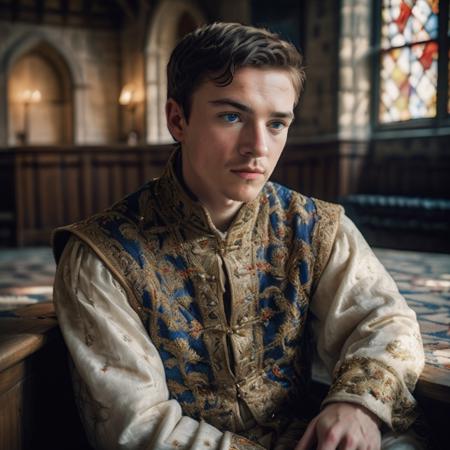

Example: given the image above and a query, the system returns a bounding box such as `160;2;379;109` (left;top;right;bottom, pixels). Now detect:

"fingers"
295;416;318;450
316;419;346;450
295;403;382;450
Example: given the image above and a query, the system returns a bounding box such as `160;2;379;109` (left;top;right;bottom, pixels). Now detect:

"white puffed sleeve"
310;215;424;431
53;237;263;450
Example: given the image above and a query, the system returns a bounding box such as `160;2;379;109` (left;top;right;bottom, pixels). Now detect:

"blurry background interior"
0;1;449;449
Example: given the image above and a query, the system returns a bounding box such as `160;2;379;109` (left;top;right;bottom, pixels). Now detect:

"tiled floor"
373;248;450;371
0;247;55;311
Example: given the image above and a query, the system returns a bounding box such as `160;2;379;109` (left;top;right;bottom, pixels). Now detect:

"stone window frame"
371;0;450;133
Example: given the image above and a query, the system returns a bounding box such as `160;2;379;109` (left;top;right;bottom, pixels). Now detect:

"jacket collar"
152;149;263;243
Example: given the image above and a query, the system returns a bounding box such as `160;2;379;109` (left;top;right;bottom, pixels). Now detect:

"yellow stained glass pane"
379;42;438;123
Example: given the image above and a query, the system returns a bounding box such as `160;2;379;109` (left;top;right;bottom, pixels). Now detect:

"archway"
145;0;206;143
8;42;73;145
0;31;85;146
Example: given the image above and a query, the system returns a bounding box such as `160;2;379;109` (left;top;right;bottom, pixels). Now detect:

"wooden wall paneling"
286;158;301;193
337;151;354;199
0;151;16;245
14;153;24;246
403;158;415;195
91;152;108;213
300;156;313;197
111;151;124;203
39;152;63;244
348;153;364;197
140;147;168;185
285;150;296;191
15;153;35;246
60;152;82;224
31;152;42;242
323;153;337;201
0;361;26;450
81;151;94;218
9;141;449;246
141;151;152;183
434;157;450;197
126;150;140;195
0;376;23;450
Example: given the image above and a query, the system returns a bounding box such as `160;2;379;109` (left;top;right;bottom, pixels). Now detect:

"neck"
174;153;243;232
205;200;243;232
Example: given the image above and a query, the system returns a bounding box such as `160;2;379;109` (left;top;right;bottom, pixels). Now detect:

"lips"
231;167;266;180
231;167;265;174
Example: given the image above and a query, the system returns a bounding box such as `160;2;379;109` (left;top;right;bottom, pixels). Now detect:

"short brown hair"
167;22;305;120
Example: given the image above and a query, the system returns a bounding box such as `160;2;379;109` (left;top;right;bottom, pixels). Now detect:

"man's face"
166;67;297;211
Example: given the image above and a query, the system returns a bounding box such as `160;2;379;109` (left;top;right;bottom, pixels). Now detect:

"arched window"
145;0;205;144
7;42;73;145
374;0;449;127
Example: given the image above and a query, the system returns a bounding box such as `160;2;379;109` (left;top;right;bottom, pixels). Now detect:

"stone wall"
292;0;340;140
0;21;120;145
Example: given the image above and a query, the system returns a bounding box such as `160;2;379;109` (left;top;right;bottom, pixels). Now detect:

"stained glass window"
379;0;440;123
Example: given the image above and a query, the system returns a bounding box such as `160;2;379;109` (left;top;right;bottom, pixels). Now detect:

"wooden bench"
0;302;91;450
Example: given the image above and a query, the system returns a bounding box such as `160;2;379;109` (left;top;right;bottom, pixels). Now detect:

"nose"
239;121;269;158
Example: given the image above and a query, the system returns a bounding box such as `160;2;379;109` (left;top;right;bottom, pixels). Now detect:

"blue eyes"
270;121;284;130
219;113;287;131
222;113;240;123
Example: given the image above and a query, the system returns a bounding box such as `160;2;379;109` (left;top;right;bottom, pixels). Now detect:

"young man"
53;23;425;450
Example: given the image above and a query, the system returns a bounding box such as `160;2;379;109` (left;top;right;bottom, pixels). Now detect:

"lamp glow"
21;89;42;103
119;85;135;106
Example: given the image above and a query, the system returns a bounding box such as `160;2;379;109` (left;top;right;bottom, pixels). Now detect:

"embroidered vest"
53;153;341;439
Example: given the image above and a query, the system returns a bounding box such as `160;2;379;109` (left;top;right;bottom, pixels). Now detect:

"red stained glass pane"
381;0;439;48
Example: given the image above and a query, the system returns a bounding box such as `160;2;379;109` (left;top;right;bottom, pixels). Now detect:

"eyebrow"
208;98;294;120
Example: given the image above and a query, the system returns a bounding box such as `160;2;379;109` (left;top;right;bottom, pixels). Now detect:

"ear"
166;98;186;142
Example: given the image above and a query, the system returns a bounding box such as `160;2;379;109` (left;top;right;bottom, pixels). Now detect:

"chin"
228;186;263;203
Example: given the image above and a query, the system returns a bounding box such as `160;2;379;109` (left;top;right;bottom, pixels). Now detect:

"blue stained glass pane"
424;13;438;36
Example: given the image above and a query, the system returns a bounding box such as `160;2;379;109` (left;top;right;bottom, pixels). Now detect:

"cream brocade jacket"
53;154;424;450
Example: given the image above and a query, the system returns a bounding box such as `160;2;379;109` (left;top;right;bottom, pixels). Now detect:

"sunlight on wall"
338;1;371;140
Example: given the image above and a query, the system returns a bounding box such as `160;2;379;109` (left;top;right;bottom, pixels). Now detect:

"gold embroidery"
230;434;266;450
53;151;351;436
386;340;415;361
328;356;418;431
311;198;342;291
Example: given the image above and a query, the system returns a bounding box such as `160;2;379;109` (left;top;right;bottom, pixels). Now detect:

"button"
237;392;242;399
227;329;233;335
207;300;217;306
235;268;248;277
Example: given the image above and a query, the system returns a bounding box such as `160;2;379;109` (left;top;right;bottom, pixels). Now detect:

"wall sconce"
119;84;138;145
16;89;42;145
